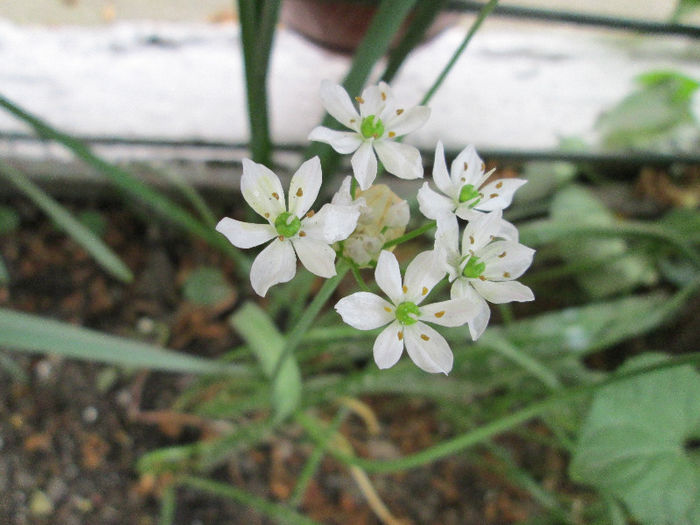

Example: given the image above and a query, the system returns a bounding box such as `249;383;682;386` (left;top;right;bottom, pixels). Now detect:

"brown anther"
402;285;408;294
278;235;285;241
434;311;445;318
306;210;315;218
421;287;428;296
496;181;503;189
271;192;280;200
388;131;396;138
490;193;498;198
396;108;404;115
384;306;392;313
461;177;466;182
503;272;511;278
299;231;306;237
420;334;430;341
355;96;365;104
481;162;485;171
469;235;475;244
478;275;486;281
296;188;303;197
464;162;468;171
381;92;387;101
350;118;356;123
498;251;507;258
397;331;403;341
264;212;270;218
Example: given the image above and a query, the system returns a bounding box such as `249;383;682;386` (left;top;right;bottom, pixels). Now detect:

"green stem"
420;0;499;105
382;220;436;249
271;260;350;381
308;352;700;473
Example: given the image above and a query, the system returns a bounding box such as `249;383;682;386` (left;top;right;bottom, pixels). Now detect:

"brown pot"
281;0;456;54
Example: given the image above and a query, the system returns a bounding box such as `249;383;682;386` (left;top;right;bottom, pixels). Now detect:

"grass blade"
0;308;246;376
0;160;133;283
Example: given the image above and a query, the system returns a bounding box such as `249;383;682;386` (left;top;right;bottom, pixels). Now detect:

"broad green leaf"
0;308;245;376
230;302;302;422
182;266;235;306
571;353;700;525
0;161;133;283
0;205;20;235
596;70;700;151
549;185;657;298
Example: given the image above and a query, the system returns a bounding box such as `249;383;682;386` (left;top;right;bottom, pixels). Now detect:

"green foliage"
182;266;235;306
571;353;700;524
230;302;302;422
671;0;700;21
596;70;700;151
549;185;657;298
0;205;20;235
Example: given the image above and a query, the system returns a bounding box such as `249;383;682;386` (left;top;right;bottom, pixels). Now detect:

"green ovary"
360;115;385;139
274;212;301;238
458;184;480;204
462;256;486;278
395;301;420;326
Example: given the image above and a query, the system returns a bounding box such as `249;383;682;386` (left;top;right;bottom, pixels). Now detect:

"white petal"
288;156;322;218
351;141;378;190
472;279;534;304
451;144;485;187
420;298;477;327
358;83;386;118
403;250;445;304
374;141;423;180
435;213;460;258
479;241;535;280
293;237;336;278
308;127;363;154
241;158;286;219
404;323;453;374
215;217;276;248
385;106;430;137
431;141;454;196
331;176;353;206
373;321;405;369
476;178;528;212
302;203;360;244
417;183;455;220
458;209;519;242
335;292;395;330
461;209;504;253
450;279;491;340
249;238;296;297
375;250;403;305
319;80;361;129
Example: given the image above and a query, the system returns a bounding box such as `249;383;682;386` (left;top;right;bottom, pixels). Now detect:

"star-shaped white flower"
216;157;360;297
418;141;527;230
335;250;477;374
435;209;535;341
308;80;430;190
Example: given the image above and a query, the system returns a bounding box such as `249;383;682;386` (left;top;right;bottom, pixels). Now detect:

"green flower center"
458;184;480;204
395;301;420;326
360;115;385;139
274;212;301;238
462;256;486;279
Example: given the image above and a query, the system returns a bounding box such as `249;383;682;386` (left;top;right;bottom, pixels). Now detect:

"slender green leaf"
0;308;245;376
230;302;302;422
0;160;133;283
181;477;321;525
158;485;177;525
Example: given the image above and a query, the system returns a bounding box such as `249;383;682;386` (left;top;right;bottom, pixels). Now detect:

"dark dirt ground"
0;172;695;524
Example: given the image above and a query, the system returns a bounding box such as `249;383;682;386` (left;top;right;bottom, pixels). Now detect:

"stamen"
381;92;387;101
421;287;428;296
420;334;430;341
464;162;468;171
306;210;315;218
299;231;306;237
434;311;445;318
296;188;303;197
490;193;498;198
498;251;507;258
388;131;396;138
461;177;466;182
402;285;408;294
355;96;365;104
264;212;270;218
481;162;485;171
479;275;486;281
271;192;280;200
350;118;356;123
469;235;475;244
397;331;403;341
384;306;392;313
278;235;284;241
496;181;503;189
396;108;404;115
503;272;511;278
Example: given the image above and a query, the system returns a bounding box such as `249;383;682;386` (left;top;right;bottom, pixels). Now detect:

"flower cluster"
217;81;535;374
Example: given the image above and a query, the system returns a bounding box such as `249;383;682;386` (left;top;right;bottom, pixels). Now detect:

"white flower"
435;209;535;341
216;157;360;297
418;141;527;229
308;80;430;190
335;250;478;374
